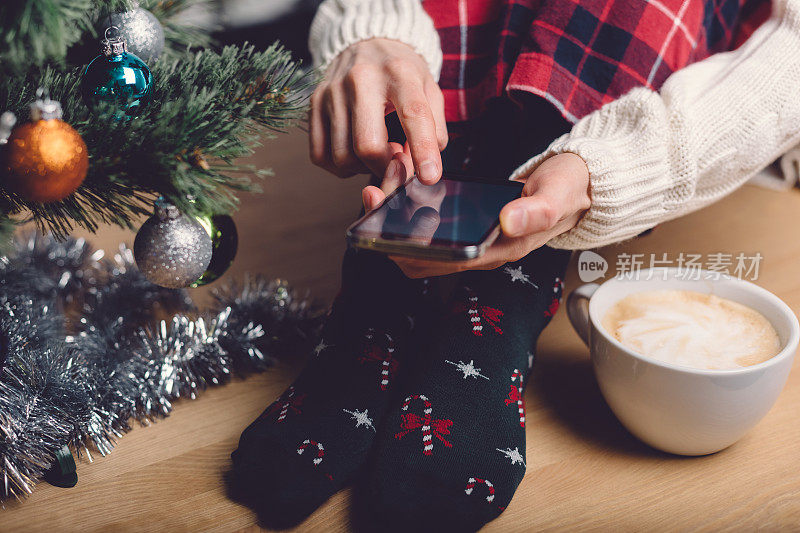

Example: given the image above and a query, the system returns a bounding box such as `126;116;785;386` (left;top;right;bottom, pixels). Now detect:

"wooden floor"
3;129;800;532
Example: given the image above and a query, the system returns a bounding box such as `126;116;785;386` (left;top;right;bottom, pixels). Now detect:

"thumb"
500;156;582;237
362;185;385;212
499;194;559;238
381;145;414;195
362;147;408;212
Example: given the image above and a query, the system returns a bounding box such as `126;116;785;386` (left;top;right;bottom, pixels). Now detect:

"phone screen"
349;175;523;247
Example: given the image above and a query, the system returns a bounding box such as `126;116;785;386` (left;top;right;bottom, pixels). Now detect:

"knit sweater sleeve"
511;0;800;250
308;0;443;80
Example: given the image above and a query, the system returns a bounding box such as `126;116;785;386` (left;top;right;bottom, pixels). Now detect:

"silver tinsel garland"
0;233;318;500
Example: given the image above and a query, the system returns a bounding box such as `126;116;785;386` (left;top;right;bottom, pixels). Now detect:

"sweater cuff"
510;91;676;250
308;0;443;81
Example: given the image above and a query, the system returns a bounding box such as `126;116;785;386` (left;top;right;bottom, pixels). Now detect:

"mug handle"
566;283;600;347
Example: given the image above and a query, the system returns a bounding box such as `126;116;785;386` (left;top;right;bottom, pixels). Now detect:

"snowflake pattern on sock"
445;359;490;380
342;408;376;431
313;339;332;356
504;265;538;288
496;447;526;466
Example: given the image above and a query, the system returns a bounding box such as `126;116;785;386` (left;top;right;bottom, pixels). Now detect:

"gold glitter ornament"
2;93;88;203
190;213;238;287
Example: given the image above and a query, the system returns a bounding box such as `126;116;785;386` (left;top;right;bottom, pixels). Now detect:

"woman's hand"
362;152;591;278
309;38;448;183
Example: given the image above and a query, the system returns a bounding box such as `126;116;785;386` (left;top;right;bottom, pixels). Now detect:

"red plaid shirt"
423;0;770;128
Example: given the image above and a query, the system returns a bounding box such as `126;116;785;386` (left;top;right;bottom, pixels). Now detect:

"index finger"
389;82;442;185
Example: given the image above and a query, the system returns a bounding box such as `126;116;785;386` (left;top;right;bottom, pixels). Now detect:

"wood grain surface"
2;129;799;532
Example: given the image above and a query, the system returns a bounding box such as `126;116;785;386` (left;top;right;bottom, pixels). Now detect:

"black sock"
229;248;419;528
362;245;570;532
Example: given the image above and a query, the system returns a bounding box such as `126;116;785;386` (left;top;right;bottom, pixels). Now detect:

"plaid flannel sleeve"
511;0;800;250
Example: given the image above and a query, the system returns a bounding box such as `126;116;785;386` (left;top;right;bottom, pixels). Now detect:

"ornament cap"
101;26;128;56
154;198;181;220
30;89;63;121
0;111;17;144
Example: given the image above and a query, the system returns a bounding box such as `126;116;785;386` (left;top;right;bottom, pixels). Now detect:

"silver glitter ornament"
133;199;213;288
98;5;165;63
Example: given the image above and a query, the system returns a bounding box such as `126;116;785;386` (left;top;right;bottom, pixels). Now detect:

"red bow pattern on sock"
359;330;399;390
262;386;305;423
505;370;525;428
394;394;453;455
453;287;503;336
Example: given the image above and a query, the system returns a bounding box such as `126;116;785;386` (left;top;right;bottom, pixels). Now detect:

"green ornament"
80;29;152;118
191;214;238;287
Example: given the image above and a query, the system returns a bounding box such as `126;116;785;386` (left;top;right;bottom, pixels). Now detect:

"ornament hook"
36;87;51;103
104;25;120;41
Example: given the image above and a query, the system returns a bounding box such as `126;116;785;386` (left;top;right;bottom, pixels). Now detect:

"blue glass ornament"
80;29;152;118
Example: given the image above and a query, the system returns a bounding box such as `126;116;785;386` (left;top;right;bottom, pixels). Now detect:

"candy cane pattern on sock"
465;477;495;502
381;341;395;390
466;290;483;335
505;370;525;428
277;387;299;422
297;439;325;466
395;394;453;455
453;287;503;336
358;329;399;390
545;277;565;318
261;386;305;423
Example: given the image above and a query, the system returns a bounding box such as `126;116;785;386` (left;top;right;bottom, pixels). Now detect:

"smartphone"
346;173;523;260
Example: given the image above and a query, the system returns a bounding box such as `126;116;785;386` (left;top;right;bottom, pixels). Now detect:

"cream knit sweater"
309;0;800;250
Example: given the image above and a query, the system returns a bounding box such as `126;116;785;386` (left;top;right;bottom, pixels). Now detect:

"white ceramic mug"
566;267;799;455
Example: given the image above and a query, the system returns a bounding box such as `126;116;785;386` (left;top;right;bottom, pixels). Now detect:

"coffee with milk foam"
602;290;781;370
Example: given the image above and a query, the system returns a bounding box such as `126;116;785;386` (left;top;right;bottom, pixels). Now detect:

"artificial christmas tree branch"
0;0;322;501
0;0;212;72
1;1;313;239
0;0;223;101
145;0;216;56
